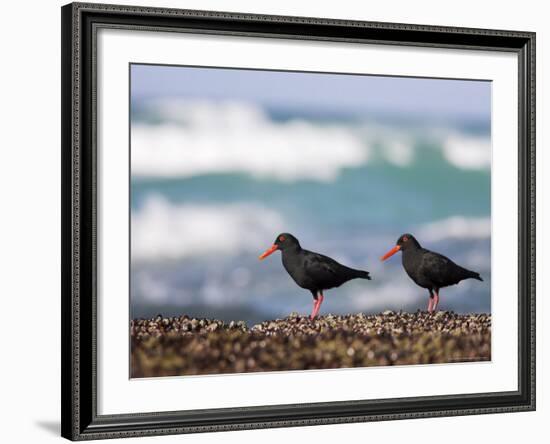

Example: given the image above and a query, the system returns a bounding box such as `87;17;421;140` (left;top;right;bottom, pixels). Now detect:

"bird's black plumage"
400;235;482;289
382;233;482;312
281;241;371;294
259;233;370;319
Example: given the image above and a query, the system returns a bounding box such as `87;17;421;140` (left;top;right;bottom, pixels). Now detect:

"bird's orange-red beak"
380;245;401;261
259;244;278;260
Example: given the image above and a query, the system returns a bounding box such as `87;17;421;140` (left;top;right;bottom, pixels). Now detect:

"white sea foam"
417;216;491;242
132;100;369;182
131;196;286;260
383;138;415;167
132;271;178;304
442;134;491;170
132;100;491;181
351;280;421;312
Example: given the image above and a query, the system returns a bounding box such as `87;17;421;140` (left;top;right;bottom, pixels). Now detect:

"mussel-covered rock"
130;311;491;378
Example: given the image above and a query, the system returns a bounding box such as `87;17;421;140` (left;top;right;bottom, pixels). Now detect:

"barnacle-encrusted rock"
130;311;491;378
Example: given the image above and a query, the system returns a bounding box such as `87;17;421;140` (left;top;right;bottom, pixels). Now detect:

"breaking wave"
132;100;368;182
131;100;490;181
131;196;286;260
417;216;491;242
442;134;491;170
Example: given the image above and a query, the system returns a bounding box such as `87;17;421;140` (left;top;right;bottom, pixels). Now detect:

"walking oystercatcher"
259;233;371;319
380;233;483;312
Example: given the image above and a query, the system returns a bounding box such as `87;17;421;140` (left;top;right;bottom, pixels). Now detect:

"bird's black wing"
301;250;362;289
419;249;474;287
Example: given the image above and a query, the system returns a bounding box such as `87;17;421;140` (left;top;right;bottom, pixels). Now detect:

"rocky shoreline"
130;311;491;378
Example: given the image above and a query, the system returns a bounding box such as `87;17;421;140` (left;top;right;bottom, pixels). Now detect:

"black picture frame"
61;2;536;440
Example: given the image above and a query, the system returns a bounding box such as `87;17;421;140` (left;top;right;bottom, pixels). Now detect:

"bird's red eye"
403;236;409;242
279;235;286;242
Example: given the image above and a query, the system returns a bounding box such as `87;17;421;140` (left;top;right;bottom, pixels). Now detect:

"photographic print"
62;6;535;437
129;64;491;378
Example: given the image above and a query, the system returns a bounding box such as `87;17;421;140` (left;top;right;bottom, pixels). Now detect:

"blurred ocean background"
130;65;491;326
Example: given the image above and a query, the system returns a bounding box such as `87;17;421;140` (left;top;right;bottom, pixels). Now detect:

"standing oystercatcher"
259;233;371;319
380;233;483;312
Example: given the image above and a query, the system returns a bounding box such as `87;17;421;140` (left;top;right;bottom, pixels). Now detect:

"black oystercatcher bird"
380;233;483;312
259;233;371;319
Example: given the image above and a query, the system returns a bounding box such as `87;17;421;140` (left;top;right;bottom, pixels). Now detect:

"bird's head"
380;233;420;261
258;233;300;260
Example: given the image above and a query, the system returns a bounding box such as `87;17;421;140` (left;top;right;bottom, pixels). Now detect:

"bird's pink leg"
316;293;324;317
427;297;434;313
310;292;324;320
432;289;440;311
310;298;319;320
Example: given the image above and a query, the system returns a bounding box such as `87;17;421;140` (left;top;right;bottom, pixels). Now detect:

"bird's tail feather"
467;270;483;281
353;269;371;280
